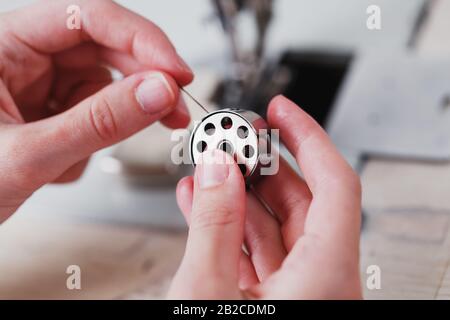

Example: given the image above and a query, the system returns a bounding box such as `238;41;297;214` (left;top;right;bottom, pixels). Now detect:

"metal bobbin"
189;108;270;182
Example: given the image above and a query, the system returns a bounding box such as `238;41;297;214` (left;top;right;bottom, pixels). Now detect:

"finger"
254;157;312;250
267;95;361;247
10;71;180;189
239;253;259;290
7;0;193;85
100;48;145;76
7;66;53;120
54;43;153;78
53;158;90;183
171;150;246;298
160;95;190;129
53;42;100;69
0;80;23;124
50;77;111;184
175;176;194;219
53;42;143;77
176;176;285;283
61;77;112;112
245;192;286;281
176;176;259;289
51;66;112;109
49;81;110;183
47;76;112;118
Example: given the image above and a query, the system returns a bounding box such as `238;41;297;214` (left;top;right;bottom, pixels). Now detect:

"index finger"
267;95;361;243
5;0;193;85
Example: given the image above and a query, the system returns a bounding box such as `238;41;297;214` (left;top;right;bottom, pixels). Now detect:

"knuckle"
191;206;240;230
88;95;118;142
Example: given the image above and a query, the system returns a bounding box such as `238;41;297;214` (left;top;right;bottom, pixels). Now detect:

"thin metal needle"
180;87;209;114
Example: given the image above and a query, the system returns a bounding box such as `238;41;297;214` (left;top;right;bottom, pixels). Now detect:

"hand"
0;0;193;222
169;96;362;299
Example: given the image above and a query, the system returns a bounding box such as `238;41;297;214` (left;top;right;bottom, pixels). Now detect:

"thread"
179;87;209;114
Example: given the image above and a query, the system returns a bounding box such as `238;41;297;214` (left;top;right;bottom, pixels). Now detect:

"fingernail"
135;73;175;114
197;151;230;189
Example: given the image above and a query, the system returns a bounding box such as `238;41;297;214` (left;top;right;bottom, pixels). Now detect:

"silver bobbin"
189;108;270;182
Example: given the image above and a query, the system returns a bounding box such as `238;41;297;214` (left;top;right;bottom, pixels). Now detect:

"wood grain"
0;213;187;299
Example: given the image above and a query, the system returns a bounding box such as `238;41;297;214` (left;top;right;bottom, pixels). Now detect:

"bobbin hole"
204;123;215;135
218;140;234;155
197;141;207;153
237;126;249;139
243;145;254;158
221;117;233;130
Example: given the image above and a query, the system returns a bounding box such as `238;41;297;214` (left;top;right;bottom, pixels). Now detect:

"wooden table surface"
1;0;450;300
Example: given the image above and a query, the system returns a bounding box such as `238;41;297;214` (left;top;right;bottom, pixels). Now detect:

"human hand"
0;0;193;222
169;96;362;299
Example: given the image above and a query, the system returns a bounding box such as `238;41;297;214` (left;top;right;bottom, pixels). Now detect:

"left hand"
0;0;193;222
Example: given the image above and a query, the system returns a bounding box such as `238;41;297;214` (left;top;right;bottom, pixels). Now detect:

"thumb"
14;71;180;187
168;150;246;299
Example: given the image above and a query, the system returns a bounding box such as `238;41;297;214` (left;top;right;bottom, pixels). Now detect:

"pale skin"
169;96;362;299
0;0;193;221
1;0;362;299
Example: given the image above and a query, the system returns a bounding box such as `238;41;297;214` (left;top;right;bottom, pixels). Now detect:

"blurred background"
1;0;450;299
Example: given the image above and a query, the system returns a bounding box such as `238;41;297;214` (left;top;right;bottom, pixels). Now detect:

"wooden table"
1;0;450;300
360;0;450;299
